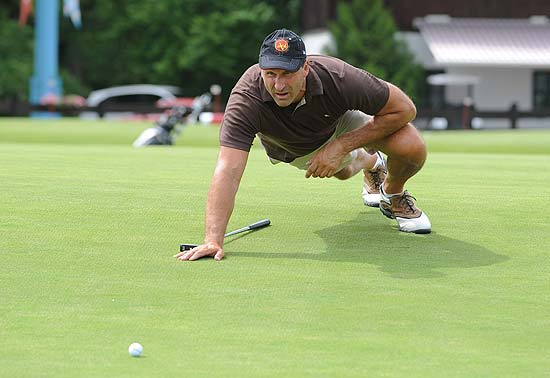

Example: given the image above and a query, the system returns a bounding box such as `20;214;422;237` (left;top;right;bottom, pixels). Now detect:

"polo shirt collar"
259;63;324;103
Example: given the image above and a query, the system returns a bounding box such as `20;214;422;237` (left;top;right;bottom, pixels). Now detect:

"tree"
178;4;280;97
329;0;424;101
0;9;33;101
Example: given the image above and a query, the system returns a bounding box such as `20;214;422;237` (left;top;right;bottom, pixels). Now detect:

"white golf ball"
128;342;143;357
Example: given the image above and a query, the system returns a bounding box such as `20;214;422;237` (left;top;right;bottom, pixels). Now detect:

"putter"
179;219;271;252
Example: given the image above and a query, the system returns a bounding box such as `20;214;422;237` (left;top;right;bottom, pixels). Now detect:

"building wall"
302;29;334;55
397;31;439;69
303;29;537;113
300;0;550;126
442;67;550;128
445;67;532;111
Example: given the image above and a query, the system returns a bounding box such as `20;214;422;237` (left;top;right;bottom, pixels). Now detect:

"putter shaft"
179;219;270;252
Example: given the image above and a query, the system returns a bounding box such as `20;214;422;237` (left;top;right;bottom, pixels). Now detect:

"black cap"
259;29;307;72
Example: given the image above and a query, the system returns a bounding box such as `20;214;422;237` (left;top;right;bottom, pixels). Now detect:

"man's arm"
175;146;249;261
305;82;416;178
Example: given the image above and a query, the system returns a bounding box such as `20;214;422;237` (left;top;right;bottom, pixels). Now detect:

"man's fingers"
188;247;222;261
188;250;207;261
214;250;224;261
177;249;196;261
306;167;334;179
305;156;339;179
305;161;316;178
175;244;223;262
322;168;334;178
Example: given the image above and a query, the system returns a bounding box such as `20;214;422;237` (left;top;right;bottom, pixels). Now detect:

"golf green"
1;119;549;377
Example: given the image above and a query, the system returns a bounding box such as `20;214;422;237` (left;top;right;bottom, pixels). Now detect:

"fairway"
1;119;549;377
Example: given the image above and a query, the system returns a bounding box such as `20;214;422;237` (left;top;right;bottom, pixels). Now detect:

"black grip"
179;243;198;252
248;219;270;230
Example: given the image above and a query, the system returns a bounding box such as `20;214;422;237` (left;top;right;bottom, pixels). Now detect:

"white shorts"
269;110;373;172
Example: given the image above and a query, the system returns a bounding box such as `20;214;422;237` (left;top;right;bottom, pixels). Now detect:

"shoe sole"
364;201;380;208
362;191;381;208
408;228;431;234
379;205;393;219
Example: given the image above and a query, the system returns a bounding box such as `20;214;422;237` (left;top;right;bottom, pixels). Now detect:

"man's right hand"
174;242;224;261
174;147;247;263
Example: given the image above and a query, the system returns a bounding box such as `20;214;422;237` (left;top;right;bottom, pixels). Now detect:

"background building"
300;0;550;128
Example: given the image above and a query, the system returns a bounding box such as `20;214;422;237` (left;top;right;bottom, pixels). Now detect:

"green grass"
1;118;550;377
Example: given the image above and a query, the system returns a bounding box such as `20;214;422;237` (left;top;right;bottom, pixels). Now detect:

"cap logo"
274;39;289;53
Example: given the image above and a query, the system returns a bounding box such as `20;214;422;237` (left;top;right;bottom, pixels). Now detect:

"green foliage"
60;69;91;96
178;4;279;97
329;0;424;101
58;0;301;98
0;10;33;100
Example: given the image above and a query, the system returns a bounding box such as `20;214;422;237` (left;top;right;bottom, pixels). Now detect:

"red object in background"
156;97;195;109
39;93;60;113
19;0;33;26
211;112;224;124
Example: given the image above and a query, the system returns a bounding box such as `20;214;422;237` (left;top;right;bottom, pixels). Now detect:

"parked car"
79;84;184;120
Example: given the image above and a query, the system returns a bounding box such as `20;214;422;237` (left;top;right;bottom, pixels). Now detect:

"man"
175;28;431;262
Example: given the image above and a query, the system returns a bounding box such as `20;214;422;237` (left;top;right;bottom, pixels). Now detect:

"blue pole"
30;0;63;118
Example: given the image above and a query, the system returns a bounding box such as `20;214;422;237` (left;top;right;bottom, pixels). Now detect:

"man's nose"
274;77;286;91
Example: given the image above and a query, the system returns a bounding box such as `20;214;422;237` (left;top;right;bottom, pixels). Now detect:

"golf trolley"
132;93;212;147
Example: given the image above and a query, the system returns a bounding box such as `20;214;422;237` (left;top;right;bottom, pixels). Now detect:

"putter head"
179;243;198;252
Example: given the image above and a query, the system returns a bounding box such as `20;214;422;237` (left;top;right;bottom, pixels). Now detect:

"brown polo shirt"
219;55;389;162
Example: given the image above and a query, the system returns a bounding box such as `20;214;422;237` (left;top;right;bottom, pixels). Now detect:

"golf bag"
132;93;212;147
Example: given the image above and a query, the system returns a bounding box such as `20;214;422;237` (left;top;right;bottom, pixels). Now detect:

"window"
533;71;550;110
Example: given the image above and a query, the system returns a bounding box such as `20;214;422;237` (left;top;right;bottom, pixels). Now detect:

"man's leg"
333;149;376;180
372;123;431;233
372;123;426;194
333;149;387;208
290;111;381;179
290;111;430;233
326;111;388;206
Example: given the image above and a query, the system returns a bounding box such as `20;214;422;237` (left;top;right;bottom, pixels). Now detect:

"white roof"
415;17;550;67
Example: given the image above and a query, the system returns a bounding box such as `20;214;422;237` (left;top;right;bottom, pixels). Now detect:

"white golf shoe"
362;152;387;207
379;188;432;234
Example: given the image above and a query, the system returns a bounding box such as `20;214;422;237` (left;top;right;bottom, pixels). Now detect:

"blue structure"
30;0;62;118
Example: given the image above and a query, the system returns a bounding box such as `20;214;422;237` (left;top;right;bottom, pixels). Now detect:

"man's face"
261;63;309;107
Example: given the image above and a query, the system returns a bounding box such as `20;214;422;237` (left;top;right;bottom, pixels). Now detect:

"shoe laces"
367;166;385;188
397;191;417;213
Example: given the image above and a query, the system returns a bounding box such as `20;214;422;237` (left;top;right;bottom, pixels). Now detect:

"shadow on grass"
229;214;509;279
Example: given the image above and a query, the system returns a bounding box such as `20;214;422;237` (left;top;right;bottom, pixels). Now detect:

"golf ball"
128;342;143;357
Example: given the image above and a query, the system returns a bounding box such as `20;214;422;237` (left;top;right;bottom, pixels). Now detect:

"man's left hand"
305;139;346;178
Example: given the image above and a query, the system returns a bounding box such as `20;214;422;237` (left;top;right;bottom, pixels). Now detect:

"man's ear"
303;61;310;76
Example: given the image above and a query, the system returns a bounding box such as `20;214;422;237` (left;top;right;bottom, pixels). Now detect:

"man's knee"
404;135;427;168
377;124;426;167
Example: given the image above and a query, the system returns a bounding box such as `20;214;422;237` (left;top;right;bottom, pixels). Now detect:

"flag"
63;0;82;29
19;0;33;26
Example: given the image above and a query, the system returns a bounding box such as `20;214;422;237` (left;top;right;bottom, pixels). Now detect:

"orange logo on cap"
274;39;289;52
